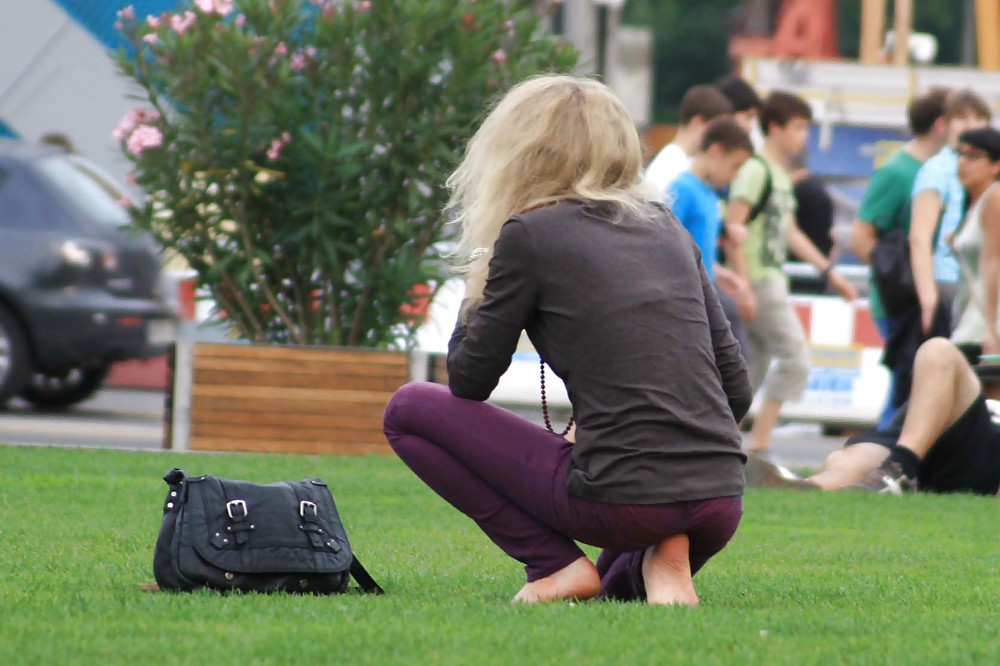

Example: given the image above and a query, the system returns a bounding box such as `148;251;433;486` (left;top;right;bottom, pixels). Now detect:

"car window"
33;155;130;228
0;163;62;231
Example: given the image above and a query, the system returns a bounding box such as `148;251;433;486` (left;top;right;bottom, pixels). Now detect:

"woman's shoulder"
511;198;672;237
981;184;1000;222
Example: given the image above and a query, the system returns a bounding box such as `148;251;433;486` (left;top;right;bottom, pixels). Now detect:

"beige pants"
748;275;810;402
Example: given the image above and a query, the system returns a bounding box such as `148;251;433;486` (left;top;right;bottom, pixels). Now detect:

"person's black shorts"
845;395;1000;496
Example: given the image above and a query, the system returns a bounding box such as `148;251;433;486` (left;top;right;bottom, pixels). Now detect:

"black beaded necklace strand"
540;358;574;436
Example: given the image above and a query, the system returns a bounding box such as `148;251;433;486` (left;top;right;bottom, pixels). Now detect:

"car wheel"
0;304;30;409
20;364;110;410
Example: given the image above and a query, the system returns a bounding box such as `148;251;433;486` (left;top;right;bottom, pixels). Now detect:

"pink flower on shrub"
142;33;158;45
491;49;507;64
127;126;164;156
266;132;292;160
170;11;197;34
117;5;136;21
273;41;288;56
358;1;372;10
194;0;233;15
235;14;246;27
113;107;161;142
289;47;317;72
147;15;161;28
289;53;308;72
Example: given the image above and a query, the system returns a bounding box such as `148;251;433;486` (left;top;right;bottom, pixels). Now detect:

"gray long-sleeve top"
448;199;751;504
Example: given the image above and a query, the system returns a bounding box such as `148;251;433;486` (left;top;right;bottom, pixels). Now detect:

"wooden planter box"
173;343;418;455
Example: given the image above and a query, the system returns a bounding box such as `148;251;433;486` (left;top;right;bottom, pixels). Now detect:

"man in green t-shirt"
848;88;950;430
724;91;858;457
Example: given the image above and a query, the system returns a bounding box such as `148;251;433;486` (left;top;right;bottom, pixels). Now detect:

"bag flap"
181;476;354;575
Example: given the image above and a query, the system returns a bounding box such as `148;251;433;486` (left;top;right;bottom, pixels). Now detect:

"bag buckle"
226;499;248;519
299;500;318;519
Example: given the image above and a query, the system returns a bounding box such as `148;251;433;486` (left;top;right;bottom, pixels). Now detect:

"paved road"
0;389;844;470
0;390;167;450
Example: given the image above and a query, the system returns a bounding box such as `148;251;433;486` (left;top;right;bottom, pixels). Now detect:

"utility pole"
891;0;912;65
976;0;1000;69
860;0;886;64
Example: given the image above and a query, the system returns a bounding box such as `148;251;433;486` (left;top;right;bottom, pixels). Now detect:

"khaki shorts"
747;275;810;402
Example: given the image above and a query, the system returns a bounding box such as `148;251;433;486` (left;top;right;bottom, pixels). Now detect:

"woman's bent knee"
383;382;452;437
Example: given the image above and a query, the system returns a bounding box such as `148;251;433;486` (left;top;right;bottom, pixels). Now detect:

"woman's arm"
909;189;943;334
448;220;537;401
981;190;1000;354
786;218;858;301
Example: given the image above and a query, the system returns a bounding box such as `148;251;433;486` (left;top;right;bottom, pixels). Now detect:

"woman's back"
391;75;752;605
447;199;750;504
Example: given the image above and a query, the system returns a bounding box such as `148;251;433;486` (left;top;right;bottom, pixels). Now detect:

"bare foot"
642;534;699;606
512;557;600;604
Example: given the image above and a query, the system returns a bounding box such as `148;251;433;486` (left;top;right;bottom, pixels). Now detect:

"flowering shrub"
114;0;576;346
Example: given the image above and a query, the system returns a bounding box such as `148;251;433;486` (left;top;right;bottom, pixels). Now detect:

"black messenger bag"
870;229;918;317
153;468;382;595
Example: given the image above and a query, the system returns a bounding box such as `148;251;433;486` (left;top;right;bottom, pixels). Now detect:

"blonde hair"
447;75;657;305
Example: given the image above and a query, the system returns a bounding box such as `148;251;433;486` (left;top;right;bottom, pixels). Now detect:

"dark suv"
0;140;174;409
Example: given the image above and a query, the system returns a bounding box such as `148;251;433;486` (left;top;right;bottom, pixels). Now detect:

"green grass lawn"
1;444;997;665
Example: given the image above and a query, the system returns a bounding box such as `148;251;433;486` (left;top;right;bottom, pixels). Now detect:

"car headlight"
59;241;93;269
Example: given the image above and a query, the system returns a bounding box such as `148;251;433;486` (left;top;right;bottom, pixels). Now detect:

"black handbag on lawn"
153;468;383;595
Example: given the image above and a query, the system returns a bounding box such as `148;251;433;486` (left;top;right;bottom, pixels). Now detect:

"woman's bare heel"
512;557;601;604
642;534;699;606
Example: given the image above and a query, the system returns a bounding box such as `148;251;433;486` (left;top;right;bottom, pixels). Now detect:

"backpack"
746;154;774;223
718;155;772;262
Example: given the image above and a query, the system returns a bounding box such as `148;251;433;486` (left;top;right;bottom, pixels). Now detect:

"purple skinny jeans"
383;382;742;601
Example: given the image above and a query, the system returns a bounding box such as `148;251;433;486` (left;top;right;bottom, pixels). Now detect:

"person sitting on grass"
383;75;752;606
746;337;1000;497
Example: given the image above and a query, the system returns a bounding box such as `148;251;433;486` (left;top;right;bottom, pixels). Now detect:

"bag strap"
350;556;384;595
746;154;773;223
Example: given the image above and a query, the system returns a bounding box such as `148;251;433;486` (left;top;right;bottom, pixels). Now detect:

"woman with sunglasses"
951;127;1000;361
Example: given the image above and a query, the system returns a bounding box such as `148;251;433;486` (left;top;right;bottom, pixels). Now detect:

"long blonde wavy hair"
446;75;656;308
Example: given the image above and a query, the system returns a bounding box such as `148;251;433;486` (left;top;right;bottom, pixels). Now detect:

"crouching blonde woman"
383;75;751;605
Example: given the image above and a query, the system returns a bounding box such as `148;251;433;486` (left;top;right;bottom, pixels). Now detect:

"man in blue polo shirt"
668;117;754;356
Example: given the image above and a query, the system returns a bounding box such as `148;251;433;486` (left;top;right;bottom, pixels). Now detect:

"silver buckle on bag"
226;499;248;519
299;501;318;518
